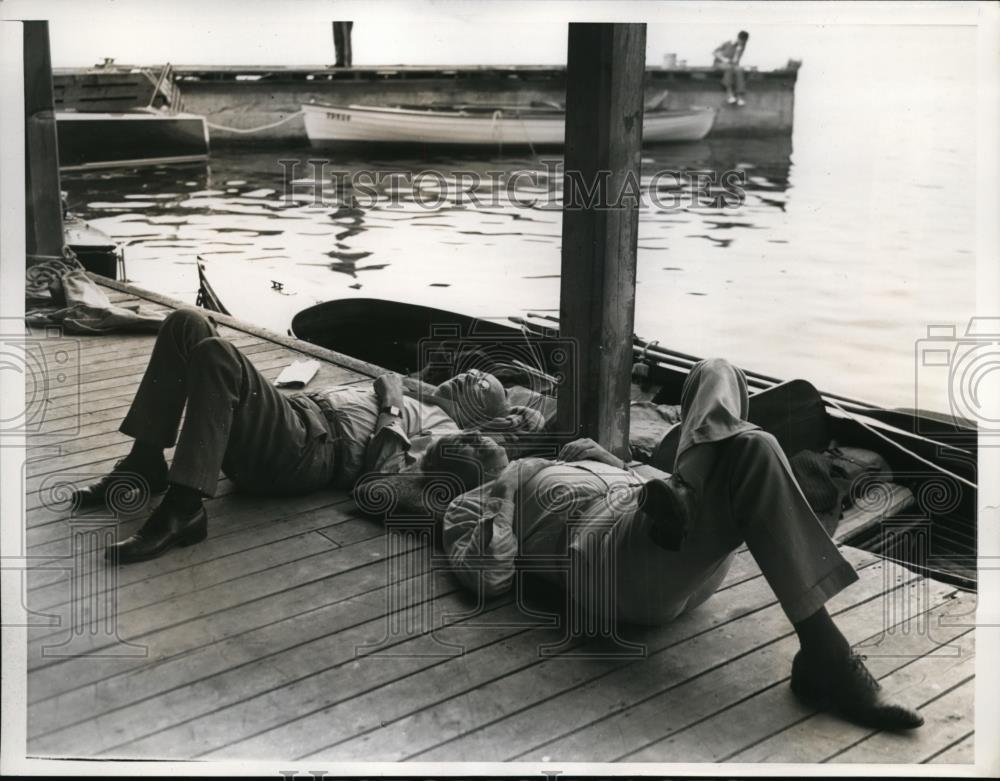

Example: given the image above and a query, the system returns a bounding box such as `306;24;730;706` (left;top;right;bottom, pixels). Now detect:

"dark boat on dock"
56;109;209;171
196;265;979;592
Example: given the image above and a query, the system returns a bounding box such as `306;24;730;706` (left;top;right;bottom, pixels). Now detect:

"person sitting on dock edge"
713;30;749;106
71;307;541;564
434;358;924;732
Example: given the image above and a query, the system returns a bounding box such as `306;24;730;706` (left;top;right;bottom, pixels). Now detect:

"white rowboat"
302;102;716;146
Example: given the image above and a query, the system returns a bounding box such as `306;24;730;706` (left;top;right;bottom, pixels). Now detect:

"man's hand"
374;372;406;401
557;437;625;469
489;463;521;503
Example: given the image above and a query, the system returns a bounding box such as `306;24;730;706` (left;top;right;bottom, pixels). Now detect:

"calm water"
62;98;974;414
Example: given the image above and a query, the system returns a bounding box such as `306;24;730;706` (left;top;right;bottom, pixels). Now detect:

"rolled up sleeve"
441;485;518;597
364;419;413;474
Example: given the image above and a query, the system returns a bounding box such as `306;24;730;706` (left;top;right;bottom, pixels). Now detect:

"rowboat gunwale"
301;101;718;145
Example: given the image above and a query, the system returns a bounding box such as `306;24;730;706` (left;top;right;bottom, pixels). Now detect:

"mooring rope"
204;110;304;134
515;110;540;163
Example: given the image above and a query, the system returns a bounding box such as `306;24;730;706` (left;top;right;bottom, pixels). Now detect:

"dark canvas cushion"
790;445;895;537
790;449;849;535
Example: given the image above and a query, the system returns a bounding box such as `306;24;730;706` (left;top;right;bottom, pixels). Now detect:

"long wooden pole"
556;22;646;459
24;20;63;259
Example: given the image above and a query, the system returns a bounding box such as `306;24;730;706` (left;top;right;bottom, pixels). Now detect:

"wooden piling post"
23;20;64;259
556;22;646;459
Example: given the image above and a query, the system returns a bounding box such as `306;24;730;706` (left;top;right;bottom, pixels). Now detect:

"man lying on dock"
434;358;924;731
71;308;542;564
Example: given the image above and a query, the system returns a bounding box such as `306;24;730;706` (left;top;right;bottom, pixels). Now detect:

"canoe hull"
302;103;716;146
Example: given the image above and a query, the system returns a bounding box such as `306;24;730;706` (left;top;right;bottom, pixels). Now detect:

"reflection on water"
61;133;972;413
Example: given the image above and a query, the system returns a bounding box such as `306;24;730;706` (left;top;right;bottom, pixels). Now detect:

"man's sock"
163;483;204;513
793;606;851;661
126;440;167;472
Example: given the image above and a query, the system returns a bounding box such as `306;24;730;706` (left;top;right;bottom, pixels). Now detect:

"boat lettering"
325;111;351;122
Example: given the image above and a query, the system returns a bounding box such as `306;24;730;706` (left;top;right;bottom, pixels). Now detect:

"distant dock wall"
56;64;799;145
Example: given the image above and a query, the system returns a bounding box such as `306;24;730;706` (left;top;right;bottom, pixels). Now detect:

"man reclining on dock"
435;357;924;731
72;308;542;564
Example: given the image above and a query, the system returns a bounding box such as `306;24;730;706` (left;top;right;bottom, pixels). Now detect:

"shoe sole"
791;675;924;730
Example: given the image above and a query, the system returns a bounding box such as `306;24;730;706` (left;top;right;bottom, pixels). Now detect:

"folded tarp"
26;268;164;334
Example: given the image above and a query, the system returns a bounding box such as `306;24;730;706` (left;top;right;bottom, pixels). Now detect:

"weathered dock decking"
24;280;975;764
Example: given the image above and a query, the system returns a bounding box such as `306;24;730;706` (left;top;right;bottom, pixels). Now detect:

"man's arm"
365;373;413;473
399;374;460;423
401;375;439;398
440;460;533;597
557;437;628;470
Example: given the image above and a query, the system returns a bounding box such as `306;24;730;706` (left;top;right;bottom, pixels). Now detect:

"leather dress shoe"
72;457;168;511
105;499;207;564
791;649;924;730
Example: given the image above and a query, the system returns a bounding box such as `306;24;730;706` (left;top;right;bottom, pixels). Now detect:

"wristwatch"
380;404;403;418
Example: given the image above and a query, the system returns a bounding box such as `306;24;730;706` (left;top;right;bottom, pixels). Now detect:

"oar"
510;313;972;449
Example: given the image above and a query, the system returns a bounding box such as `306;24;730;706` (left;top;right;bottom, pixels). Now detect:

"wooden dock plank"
473;575;964;763
36;579;500;757
39;332;256;368
26;341;282;399
30;354;363;435
826;672;975;763
925;731;974;764
29;331;264;375
626;595;973;764
25;495;359;600
26;474;236;542
25;522;416;682
337;554;901;763
26;477;325;554
23;537;428;702
24;508;380;656
41;547;764;757
202;551;883;760
723;607;975;763
27;570;475;742
29;349;297;409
